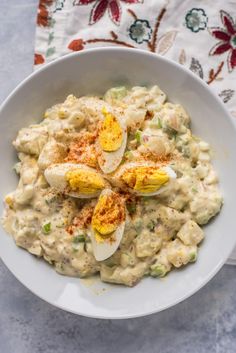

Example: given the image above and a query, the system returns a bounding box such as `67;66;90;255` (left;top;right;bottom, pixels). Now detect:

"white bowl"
0;48;236;319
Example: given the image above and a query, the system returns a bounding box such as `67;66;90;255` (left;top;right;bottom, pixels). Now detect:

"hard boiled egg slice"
44;163;107;198
89;189;126;261
98;108;127;174
115;162;176;196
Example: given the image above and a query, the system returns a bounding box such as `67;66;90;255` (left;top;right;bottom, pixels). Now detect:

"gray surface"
0;1;236;352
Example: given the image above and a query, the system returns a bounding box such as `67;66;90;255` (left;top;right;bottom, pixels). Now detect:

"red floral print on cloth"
34;53;45;65
68;39;84;51
37;0;53;27
209;10;236;72
74;0;143;25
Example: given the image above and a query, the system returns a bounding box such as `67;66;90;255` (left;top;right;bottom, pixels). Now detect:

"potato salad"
2;86;223;286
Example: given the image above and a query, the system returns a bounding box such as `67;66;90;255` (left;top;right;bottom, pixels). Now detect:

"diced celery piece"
104;86;127;100
42;222;51;234
124;151;134;160
150;116;162;129
189;251;197;262
150;264;167;278
135;130;142;143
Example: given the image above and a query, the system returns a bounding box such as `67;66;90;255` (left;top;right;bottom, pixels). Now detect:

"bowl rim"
0;47;236;319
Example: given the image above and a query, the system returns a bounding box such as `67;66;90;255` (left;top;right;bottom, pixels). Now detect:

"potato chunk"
177;220;204;246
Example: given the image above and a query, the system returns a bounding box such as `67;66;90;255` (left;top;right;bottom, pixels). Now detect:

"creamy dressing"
1;86;223;286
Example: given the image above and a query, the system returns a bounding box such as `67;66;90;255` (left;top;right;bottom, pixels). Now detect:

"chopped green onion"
150;117;162;129
135;130;142;143
134;218;142;232
105;262;116;268
126;202;136;215
157;117;162;129
73;235;85;243
172;131;178;141
42;222;51;234
192;187;198;193
120;156;126;165
147;220;156;231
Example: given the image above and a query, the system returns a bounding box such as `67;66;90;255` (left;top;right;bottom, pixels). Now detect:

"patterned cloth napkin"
34;0;236;263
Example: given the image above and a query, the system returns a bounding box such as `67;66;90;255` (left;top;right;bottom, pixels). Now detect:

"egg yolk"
121;166;169;193
92;193;125;242
65;169;105;194
98;108;123;152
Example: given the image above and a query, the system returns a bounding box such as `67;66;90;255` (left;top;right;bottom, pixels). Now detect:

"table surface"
1;1;236;352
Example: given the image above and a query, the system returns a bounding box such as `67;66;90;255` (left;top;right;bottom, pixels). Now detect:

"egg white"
89;189;126;261
97;111;127;174
44;163;107;199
